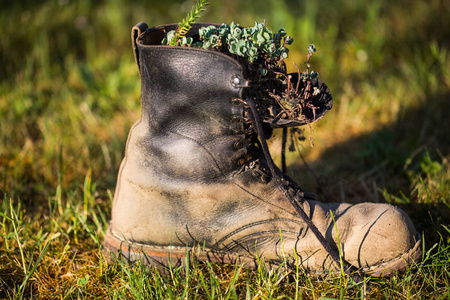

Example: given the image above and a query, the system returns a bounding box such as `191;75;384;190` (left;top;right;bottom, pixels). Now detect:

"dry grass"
1;0;449;298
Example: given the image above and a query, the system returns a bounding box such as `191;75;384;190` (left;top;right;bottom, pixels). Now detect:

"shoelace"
242;97;366;284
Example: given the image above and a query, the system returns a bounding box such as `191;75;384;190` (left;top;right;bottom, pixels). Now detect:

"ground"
0;0;449;298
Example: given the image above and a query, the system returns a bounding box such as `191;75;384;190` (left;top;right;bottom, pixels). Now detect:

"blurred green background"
1;0;449;297
1;0;449;235
2;0;448;203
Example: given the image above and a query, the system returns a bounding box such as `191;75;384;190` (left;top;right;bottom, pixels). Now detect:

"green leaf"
284;36;294;45
278;28;287;37
181;36;193;46
232;27;242;38
165;30;177;45
242;27;254;38
77;274;90;287
228;42;237;54
231;40;247;56
169;0;209;46
199;27;208;38
209;34;220;47
248;47;258;57
308;43;316;53
256;33;266;44
219;24;230;36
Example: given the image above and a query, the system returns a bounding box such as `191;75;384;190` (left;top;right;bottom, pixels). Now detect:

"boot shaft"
138;24;246;130
129;23;254;181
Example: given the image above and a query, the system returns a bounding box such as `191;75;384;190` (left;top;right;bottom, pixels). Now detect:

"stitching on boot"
213;218;304;247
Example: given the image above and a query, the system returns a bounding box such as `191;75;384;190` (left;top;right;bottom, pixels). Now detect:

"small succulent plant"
164;21;295;64
163;0;325;125
188;22;294;64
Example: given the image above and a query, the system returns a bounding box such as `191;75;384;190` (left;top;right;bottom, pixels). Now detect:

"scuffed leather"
110;23;419;272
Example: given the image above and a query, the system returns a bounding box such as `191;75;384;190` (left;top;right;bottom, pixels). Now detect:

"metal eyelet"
233;140;244;150
231;75;250;88
251;168;271;183
230;98;243;106
260;176;271;184
251;169;261;177
230;115;247;123
237;158;246;166
232;129;249;135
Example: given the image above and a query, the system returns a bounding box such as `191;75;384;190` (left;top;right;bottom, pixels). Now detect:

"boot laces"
231;100;272;183
234;96;366;283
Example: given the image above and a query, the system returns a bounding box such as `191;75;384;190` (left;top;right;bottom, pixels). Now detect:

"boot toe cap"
344;203;418;268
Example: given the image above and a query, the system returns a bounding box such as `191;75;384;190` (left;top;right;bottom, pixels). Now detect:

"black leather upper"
134;24;251;181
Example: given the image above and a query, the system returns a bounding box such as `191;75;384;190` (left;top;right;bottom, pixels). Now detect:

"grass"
1;0;449;298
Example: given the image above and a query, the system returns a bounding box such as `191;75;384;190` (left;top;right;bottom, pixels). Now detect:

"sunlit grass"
1;0;449;298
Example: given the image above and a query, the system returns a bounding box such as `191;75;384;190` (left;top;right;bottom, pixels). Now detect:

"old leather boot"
104;22;421;277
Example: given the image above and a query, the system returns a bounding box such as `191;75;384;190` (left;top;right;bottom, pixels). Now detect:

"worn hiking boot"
103;22;421;277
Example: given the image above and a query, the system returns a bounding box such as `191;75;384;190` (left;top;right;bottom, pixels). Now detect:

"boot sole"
102;227;263;273
103;227;422;278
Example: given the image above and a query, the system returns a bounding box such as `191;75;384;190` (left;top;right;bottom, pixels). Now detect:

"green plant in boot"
162;1;329;127
104;19;422;281
164;0;209;46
